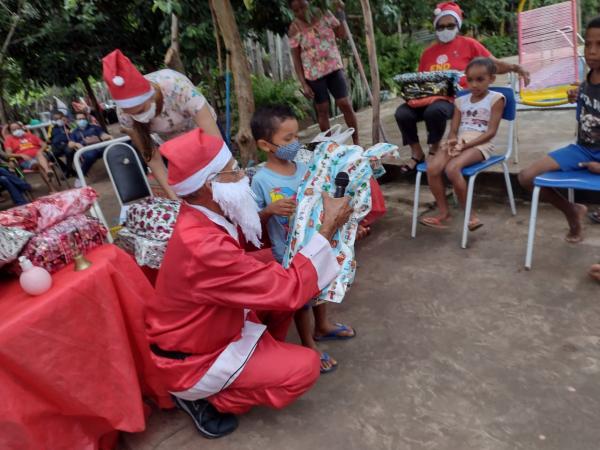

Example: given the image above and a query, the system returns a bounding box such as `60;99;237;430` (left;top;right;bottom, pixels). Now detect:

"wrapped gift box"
15;214;107;274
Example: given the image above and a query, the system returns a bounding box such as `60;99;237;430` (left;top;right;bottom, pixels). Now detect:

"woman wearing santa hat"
394;1;530;176
102;49;221;199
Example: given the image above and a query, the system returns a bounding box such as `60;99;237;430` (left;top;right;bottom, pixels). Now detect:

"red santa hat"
102;49;154;108
433;2;463;28
159;129;233;196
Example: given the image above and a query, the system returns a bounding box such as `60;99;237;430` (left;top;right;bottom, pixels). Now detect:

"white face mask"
131;101;156;123
436;28;458;43
12;129;24;137
211;176;262;248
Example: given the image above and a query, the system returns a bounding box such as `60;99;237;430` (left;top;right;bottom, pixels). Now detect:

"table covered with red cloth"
0;244;172;450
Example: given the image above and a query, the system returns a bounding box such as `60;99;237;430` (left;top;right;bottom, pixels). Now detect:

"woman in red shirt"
4;122;55;191
394;2;530;175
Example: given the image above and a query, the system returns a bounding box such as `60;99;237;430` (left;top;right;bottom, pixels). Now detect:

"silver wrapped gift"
0;226;34;268
115;227;168;270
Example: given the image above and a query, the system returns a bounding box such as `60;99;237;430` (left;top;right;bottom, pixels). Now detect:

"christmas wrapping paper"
282;141;398;304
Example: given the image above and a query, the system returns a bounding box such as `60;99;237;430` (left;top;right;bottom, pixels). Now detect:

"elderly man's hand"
320;192;353;241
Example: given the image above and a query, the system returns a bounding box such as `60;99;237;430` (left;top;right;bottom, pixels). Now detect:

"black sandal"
399;156;425;176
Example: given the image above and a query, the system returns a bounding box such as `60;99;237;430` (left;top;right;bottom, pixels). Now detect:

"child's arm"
446;106;462;155
460;98;505;151
447;105;461;141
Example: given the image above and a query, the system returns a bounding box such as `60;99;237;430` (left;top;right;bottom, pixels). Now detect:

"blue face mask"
76;119;88;129
273;140;301;161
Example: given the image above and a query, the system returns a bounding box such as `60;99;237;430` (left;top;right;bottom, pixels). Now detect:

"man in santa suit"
145;128;352;438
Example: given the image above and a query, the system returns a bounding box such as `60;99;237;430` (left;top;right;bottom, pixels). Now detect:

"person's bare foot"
588;264;600;282
565;204;587;243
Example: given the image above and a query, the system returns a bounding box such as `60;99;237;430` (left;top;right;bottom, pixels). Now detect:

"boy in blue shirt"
251;105;355;374
519;16;600;244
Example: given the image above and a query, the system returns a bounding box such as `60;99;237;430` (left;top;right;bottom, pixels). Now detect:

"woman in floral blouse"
288;0;359;145
103;50;220;200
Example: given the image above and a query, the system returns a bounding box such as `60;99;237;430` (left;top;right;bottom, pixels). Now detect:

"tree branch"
0;0;25;66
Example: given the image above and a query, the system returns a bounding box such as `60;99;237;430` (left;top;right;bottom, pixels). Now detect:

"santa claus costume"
145;128;341;437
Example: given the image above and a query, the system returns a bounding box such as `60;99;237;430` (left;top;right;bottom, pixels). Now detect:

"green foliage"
375;32;423;91
480;35;518;59
251;75;311;120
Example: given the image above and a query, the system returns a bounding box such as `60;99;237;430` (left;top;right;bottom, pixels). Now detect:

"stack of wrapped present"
0;188;107;274
114;197;180;269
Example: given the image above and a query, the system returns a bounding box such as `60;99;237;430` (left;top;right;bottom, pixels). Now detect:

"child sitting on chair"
519;17;600;244
250;105;355;375
420;57;505;230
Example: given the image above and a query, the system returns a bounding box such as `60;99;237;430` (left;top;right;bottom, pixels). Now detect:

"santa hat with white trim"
159;128;232;196
102;49;154;109
433;2;463;28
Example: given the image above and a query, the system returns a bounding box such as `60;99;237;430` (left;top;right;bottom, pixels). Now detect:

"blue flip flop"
320;352;337;374
314;323;356;342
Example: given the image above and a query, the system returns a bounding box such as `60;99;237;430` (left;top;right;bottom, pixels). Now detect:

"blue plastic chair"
524;171;600;269
524;99;591;268
411;86;517;248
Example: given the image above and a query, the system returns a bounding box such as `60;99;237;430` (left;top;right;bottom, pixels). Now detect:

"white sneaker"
74;179;83;188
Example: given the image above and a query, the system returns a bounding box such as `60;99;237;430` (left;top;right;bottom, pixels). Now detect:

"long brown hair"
131;83;164;162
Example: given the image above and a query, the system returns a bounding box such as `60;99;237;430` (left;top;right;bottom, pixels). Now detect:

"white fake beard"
211;176;262;248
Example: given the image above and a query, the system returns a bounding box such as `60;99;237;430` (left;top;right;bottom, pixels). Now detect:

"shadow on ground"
121;183;600;450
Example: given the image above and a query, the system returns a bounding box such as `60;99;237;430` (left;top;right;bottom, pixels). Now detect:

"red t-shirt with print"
418;36;492;87
4;132;43;158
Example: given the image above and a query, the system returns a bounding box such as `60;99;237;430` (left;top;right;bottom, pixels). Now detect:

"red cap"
159;129;233;196
102;49;154;108
434;2;463;28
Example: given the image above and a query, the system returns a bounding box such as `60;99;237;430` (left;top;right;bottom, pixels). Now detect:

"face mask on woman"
131;101;157;124
12;129;24;138
436;28;458;44
77;119;88;129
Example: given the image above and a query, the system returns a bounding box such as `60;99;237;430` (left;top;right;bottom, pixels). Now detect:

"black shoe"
172;396;238;439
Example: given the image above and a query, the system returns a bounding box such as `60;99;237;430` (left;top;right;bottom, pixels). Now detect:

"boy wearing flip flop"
251;105;355;374
519;17;600;244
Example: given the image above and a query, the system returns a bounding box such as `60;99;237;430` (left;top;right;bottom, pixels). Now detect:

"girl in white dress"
420;57;505;230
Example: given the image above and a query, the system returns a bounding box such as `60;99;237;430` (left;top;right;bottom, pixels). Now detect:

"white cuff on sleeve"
299;233;340;291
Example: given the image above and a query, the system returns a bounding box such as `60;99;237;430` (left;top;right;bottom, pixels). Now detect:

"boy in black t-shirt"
519;17;600;244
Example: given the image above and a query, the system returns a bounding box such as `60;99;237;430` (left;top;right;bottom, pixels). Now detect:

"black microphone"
334;172;350;198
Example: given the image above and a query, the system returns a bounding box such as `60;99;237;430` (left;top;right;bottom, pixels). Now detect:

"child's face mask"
273;140;301;161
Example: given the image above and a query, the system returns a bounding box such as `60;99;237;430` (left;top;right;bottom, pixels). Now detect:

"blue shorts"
19;158;38;170
549;143;600;171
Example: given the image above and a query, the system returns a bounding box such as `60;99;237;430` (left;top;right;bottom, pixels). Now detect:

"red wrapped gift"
125;197;180;241
15;214;107;274
0;187;98;232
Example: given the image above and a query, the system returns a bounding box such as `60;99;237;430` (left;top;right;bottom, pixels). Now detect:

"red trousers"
208;309;320;415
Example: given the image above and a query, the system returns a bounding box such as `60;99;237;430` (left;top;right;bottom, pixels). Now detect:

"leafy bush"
376;32;424;92
251;75;311;120
480;34;518;59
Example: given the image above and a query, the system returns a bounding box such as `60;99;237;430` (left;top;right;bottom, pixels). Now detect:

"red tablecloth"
0;244;171;450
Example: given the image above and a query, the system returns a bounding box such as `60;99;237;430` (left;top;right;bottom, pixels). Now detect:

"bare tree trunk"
209;0;224;76
0;85;8;124
82;77;108;131
211;0;256;165
165;13;186;74
0;0;25;124
359;0;381;144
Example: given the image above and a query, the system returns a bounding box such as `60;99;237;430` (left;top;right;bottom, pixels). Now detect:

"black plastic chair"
103;143;152;207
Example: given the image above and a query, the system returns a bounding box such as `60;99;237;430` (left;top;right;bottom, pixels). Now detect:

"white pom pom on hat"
112;76;125;86
434;8;442;15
